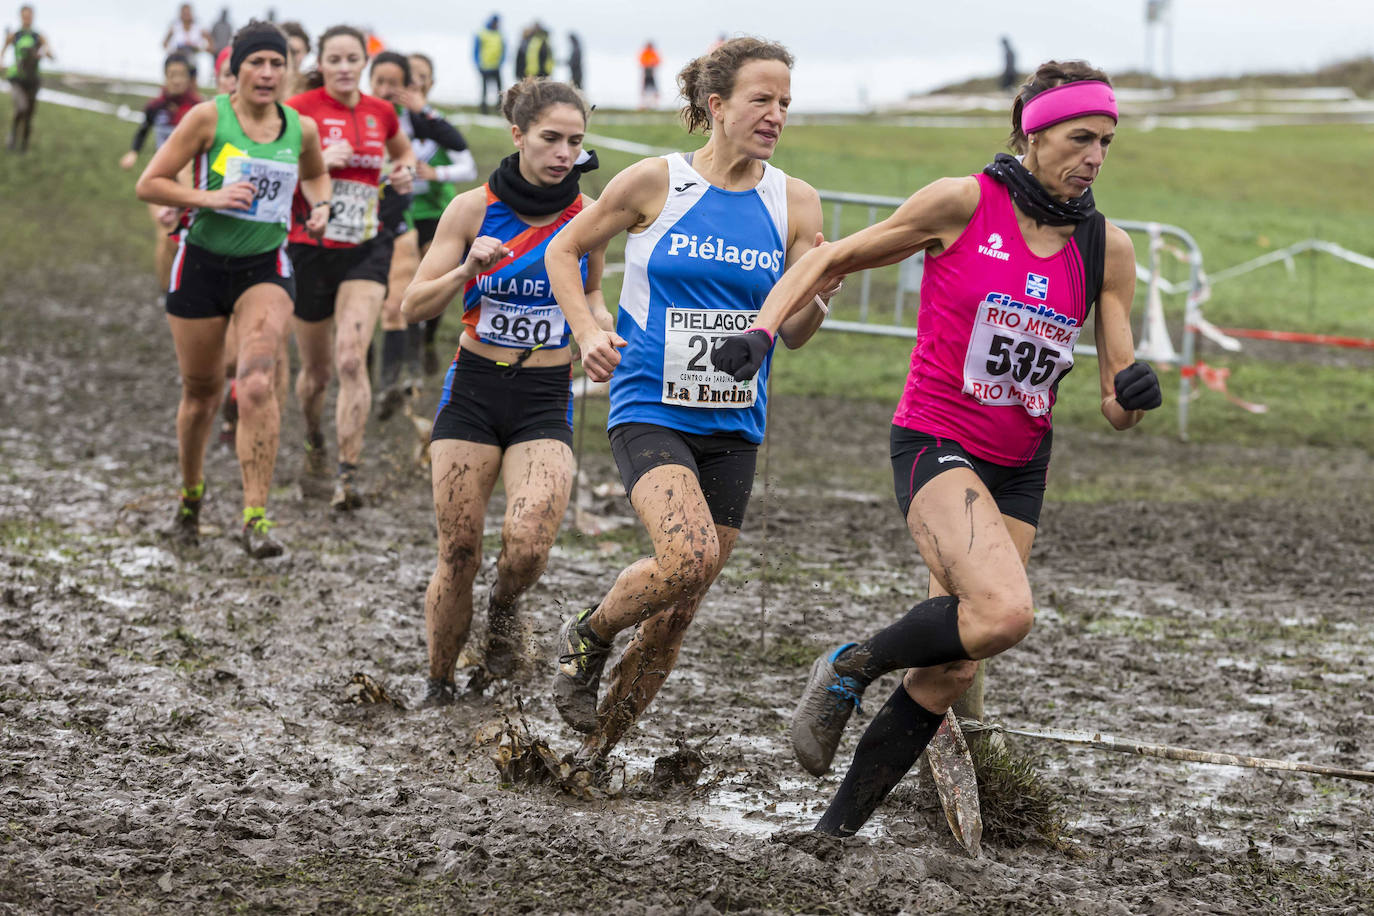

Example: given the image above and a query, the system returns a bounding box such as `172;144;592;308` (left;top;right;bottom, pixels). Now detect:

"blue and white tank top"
608;152;789;443
460;187;586;351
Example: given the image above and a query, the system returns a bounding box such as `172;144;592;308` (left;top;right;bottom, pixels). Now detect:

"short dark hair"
371;51;411;86
278;20;309;52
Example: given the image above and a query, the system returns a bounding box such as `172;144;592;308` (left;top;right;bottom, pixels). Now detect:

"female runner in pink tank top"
712;60;1164;836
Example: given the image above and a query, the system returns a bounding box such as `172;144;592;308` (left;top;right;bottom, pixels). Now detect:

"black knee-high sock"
423;315;442;344
815;685;945;837
832;595;968;688
403;324;424;376
380;329;406;387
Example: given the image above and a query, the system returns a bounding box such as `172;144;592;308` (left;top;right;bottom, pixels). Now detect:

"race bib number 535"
962;297;1080;417
661;308;759;409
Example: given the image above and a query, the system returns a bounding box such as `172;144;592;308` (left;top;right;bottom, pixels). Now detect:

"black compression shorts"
609;422;757;530
165;237;294;319
431;347;574;449
288;235;393;322
890;425;1052;528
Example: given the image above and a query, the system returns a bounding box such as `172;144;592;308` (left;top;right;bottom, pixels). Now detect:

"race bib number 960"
216;157;298;225
324;178;379;245
962;297;1080;417
661;308;759;409
474;296;566;349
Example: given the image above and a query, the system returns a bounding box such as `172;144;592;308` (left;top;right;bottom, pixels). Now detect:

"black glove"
1113;360;1162;411
710;328;773;382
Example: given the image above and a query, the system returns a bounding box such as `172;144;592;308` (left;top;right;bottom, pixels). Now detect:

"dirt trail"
2;273;1372;914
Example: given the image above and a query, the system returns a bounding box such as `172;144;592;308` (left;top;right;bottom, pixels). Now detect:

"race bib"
324;178;379;244
474;296;567;349
962;296;1080;417
216;156;298;225
661;308;759;409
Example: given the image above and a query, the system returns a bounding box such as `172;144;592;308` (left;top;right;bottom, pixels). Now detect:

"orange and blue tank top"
460;187;586;351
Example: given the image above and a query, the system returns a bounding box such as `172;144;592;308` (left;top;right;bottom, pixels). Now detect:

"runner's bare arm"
1097;222;1147;430
579;193;613;330
776;178;828;349
384;130;417;195
548;158;667;380
297;117;331;237
135;101;254;211
752;176;979;336
401;187;491;323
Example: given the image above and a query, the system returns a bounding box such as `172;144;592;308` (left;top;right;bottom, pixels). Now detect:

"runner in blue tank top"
402;78;607;705
545;38;840;767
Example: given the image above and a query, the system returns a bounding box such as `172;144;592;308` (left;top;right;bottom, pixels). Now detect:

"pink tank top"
893;173;1099;465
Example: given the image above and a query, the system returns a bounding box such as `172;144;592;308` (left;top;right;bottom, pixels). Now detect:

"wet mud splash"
2;273;1373;912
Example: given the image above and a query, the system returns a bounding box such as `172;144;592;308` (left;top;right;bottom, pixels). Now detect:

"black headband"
231;31;288;76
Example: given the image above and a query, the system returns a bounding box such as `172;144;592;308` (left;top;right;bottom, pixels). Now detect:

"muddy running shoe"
239;508;284;559
553;607;613;733
219;380;238;447
791;643;865;777
422;677;457;708
330;462;363;511
376;382;405;422
302;430;329;479
163;481;204;546
484;587;522;679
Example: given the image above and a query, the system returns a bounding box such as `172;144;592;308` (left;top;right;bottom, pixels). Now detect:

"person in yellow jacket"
474;14;504;113
514;22;553;81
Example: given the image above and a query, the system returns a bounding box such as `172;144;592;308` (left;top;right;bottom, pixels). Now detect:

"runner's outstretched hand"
710;328;773;382
1113;361;1163;411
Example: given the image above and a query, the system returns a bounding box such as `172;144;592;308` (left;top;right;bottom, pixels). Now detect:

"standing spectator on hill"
999;36;1018;91
514;22;553;81
638;40;660;108
164;4;210;56
568;32;583;89
474;14;504;113
4;3;52;153
210;7;233;56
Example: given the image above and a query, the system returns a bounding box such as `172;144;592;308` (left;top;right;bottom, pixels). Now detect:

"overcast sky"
19;1;1374;109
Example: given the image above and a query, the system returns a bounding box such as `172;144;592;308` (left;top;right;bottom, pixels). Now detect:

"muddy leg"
231;284;292;509
586;517;739;758
293;315;333;444
425;438;503;682
166;313;229;491
332;279;386;466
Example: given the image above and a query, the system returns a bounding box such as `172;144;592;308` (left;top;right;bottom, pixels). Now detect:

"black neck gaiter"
487;150;599;217
983;152;1097;226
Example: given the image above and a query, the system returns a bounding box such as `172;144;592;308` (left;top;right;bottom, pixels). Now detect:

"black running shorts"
431;348;574;449
890;425;1052;528
165;237;294;319
289;234;393;323
414;217;440;250
609;422;757;530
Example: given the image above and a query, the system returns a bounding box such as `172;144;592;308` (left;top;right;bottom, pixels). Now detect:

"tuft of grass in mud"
969;737;1070;849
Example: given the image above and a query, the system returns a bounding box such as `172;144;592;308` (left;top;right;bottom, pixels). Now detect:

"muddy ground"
2;265;1372;915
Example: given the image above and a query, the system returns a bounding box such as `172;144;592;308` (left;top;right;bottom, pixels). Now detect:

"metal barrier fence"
813;189;1208;439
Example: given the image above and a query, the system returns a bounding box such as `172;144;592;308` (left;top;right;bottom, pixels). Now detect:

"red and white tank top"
285;87;399;248
894;172;1105;465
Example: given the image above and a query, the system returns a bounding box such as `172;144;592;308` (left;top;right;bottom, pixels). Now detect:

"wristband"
812;295;830;316
311;200;332;210
746;326;774;344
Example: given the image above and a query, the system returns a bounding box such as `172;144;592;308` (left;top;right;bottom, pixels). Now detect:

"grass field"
2;89;1370;456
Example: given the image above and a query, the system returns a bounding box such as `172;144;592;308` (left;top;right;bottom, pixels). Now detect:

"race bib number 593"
661;308;759;409
961;297;1080;417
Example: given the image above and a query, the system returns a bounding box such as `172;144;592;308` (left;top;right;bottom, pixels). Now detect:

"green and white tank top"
186;94;302;257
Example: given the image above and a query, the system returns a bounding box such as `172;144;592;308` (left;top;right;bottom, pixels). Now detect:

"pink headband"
216;46;232;75
1021;80;1117;134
